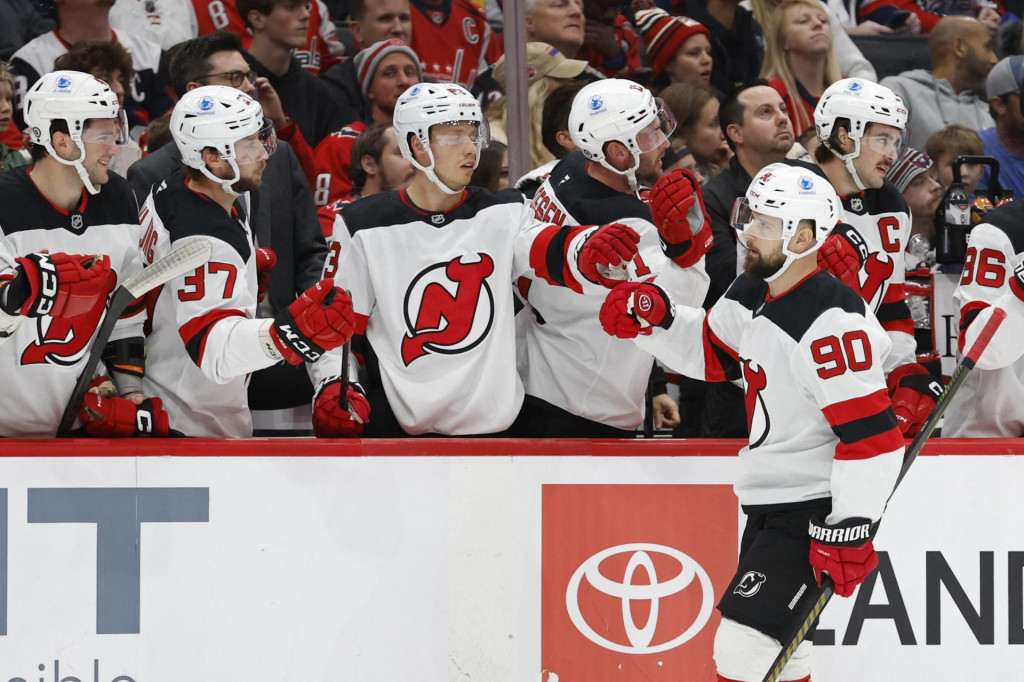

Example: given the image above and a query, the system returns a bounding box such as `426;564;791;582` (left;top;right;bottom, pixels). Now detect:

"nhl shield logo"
431;213;446;225
71;214;83;230
849;197;863;212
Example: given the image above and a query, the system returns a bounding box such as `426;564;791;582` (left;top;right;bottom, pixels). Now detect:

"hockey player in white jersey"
0;70;165;437
138;85;356;437
517;78;712;436
943;199;1024;436
600;165;904;682
811;78;944;437
312;82;642;437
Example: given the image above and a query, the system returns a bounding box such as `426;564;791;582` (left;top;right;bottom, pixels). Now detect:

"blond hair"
755;0;841;134
486;77;556;170
0;61;14;87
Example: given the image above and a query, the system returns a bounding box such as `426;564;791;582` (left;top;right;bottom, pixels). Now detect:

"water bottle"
936;182;969;264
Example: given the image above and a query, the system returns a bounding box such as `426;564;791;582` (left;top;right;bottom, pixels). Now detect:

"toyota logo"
565;543;714;654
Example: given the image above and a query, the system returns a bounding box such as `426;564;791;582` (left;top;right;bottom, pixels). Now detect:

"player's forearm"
654;256;710;309
827;447;902;525
631;304;710;380
197;317;281;383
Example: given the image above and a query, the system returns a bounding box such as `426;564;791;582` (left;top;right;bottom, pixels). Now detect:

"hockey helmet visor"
730;197;784;247
233;117;277;165
430;119;490;149
79;109;129;147
635;98;676;153
861;126;905;158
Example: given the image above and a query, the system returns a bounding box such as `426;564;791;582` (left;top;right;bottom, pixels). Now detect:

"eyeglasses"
196;70;258;88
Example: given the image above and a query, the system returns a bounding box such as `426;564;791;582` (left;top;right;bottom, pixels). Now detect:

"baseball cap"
986;55;1024;99
492;42;589;89
886;148;933;193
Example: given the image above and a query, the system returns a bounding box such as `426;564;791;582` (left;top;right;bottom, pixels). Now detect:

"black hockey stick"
56;237;213;437
338;339;351;412
761;306;1007;682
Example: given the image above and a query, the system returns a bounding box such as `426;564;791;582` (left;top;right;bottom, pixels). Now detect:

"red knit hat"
635;8;710;77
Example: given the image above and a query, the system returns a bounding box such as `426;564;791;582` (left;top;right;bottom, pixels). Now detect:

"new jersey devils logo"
742;359;770;448
401;254;495;366
733;570;766;598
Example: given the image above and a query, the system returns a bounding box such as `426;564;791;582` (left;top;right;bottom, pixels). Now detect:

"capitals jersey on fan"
138;170;280;437
313;121;366;207
519;153;709;429
944;202;1024;437
11;30;175;131
312;187;537;435
825;171;916;374
0;168;145;437
410;0;501;89
636;269;903;523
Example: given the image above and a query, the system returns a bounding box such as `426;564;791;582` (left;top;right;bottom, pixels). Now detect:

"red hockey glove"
255;247;276;304
80;392;171;437
312;379;371;437
2;253;115;319
648;169;713;268
808;517;879;597
887;363;943;436
271;280;355;365
578;222;641;288
817;223;868;289
600;281;673;339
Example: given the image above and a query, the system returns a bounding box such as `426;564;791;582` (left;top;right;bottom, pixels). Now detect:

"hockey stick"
761;306;1007;682
338;339;351;411
55;237;213;437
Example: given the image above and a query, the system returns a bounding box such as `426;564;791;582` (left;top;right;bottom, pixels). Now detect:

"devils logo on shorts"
400;253;495;365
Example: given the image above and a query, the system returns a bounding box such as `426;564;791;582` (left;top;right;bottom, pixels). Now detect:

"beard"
232;174;263;193
743;247;785;280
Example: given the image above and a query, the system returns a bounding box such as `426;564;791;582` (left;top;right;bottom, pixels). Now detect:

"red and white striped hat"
634;8;710;78
354;39;423;99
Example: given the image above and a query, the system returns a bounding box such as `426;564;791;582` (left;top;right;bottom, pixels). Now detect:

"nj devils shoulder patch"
401;253;495;365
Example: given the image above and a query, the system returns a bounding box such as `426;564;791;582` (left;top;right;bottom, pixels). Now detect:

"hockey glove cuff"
80;392;171;437
808;517;879;598
271;280;355;365
817;224;867;289
3;253;115;319
887;363;943;436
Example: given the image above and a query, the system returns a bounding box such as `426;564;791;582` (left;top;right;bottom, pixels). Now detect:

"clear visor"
80;110;129;146
234;118;277;165
862;130;905;158
635;99;677;153
730;197;784;246
431;120;491;149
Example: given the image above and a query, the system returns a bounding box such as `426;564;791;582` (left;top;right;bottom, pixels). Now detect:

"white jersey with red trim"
138;170;279;437
410;0;500;89
832;179;916;374
110;0;199;50
0;168;145;437
944;203;1024;437
312;186;535;435
636;269;902;522
519;153;709;429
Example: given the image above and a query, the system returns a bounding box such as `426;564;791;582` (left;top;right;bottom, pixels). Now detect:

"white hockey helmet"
23;70;128;195
568;78;676;191
814;78;908;190
731;163;840;282
171;85;275;197
393;82;489;195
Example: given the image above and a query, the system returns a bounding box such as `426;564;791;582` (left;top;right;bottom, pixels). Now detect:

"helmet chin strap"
410;141;469;196
762;238;824;283
200;159;242;197
600;153;641;193
827;137;869;192
48;141;101;195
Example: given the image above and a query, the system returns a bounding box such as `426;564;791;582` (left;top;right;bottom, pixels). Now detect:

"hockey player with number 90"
138;85;356;437
599;164;904;681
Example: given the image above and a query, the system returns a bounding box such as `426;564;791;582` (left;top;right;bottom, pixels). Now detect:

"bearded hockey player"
0;70;159;437
312;82;640;437
600;164;904;681
811;78;943;437
944;199;1024;436
518;78;712;436
138;85;356;437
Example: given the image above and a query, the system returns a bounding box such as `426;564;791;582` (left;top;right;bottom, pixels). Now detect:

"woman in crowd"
634;8;713;94
660;82;730;179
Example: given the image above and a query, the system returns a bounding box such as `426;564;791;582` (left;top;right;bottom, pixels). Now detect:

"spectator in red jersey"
314;39;422;204
408;0;501;89
238;0;352;145
577;0;641;78
634;8;712;93
526;0;586;58
0;61;28;172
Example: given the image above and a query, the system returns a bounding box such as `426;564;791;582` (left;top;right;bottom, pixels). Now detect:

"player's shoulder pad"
873;178;910;213
99;173;142;222
152;170;252;263
779;158;830;181
722;273;769;312
762;270;869;343
978;199;1024;254
549;153;650;223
